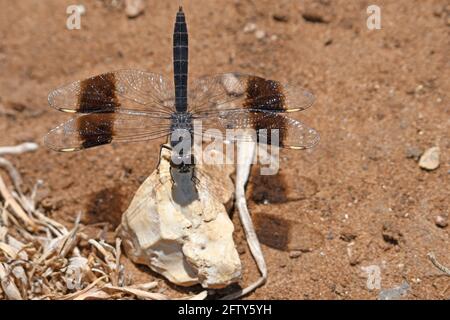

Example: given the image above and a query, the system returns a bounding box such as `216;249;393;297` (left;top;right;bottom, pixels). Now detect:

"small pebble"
324;38;333;46
415;84;425;94
418;146;440;170
255;30;266;40
243;22;256;33
272;14;289;23
289;250;302;259
125;0;145;18
302;12;328;23
435;215;448;228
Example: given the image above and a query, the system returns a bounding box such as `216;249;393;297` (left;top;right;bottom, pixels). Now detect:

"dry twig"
222;140;267;299
0;143;187;300
428;252;450;276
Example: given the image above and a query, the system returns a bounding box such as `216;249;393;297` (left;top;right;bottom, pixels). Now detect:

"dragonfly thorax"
169;112;194;171
169;112;194;147
170;112;193;132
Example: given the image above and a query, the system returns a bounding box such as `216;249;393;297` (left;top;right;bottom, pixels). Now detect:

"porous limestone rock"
117;145;241;288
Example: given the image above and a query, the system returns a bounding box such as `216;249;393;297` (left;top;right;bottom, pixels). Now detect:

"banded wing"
189;73;319;149
45;113;172;152
193;110;320;149
45;70;175;151
189;73;315;114
48;69;175;115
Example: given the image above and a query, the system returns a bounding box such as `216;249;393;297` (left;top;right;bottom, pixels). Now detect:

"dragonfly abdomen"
173;6;188;113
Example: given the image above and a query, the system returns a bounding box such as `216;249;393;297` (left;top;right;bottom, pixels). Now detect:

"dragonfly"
45;7;319;196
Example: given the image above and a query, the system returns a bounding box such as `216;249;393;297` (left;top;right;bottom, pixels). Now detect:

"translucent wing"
48;69;175;116
189;73;315;114
45;112;172;152
193;110;320;149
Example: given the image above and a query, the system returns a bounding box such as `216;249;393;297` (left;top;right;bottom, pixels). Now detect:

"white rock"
243;22;256;33
435;215;448;228
419;146;440;170
255;30;266;39
117;145;241;288
125;0;145;18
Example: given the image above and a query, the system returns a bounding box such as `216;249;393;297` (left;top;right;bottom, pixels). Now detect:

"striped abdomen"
173;7;188;113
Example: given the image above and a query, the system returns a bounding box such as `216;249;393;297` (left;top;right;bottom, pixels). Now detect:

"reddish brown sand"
0;0;448;299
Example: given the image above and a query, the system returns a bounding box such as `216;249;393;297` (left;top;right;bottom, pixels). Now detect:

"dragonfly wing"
45;112;172;152
48;69;175;116
194;110;320;149
189;73;315;114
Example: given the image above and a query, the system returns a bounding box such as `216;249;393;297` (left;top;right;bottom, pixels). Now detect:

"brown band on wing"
244;77;287;146
244;76;286;111
78;72;120;113
76;113;114;149
251;112;287;146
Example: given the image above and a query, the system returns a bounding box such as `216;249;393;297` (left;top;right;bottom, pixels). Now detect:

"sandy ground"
0;0;449;299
